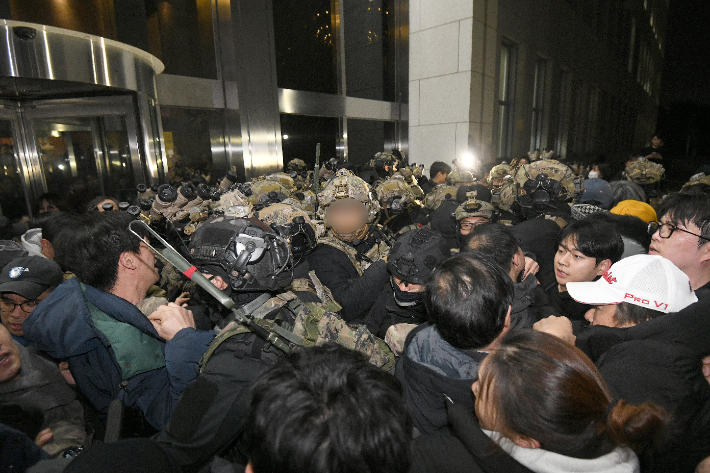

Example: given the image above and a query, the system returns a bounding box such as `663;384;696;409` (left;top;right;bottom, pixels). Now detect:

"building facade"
0;0;665;216
409;0;667;170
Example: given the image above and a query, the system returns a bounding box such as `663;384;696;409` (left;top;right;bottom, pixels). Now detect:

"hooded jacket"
395;323;485;435
411;403;639;473
23;278;215;430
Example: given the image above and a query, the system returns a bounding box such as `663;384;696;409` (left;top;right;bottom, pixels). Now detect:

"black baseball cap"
0;256;64;299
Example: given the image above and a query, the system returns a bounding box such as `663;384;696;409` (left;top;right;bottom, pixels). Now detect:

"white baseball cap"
566;254;697;314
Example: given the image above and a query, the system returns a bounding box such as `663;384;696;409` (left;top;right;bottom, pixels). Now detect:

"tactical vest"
198;271;396;373
82;285;166;381
317;232;389;276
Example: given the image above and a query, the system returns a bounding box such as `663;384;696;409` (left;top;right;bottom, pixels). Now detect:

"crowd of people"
2;145;710;473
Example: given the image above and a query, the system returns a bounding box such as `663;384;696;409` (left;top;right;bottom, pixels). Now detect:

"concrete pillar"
409;0;498;173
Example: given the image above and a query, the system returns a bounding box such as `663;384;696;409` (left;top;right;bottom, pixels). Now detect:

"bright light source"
51;130;60;138
461;152;475;169
57;164;65;170
282;134;289;140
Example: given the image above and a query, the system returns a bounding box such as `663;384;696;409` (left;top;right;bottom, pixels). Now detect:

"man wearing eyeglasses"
648;193;710;291
0;255;63;346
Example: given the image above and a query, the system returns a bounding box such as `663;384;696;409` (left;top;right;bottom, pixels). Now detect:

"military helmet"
188;215;292;292
423;184;458;211
292;188;318;218
487;163;513;188
316;169;380;222
681;173;710;192
257;203;318;265
265;172;296;190
212;187;253;218
245;179;293;210
625;158;664;184
454;193;495;221
369;151;398;170
446;168;475;186
388;228;451;285
498;159;581;211
286;158;307;172
375;175;417;214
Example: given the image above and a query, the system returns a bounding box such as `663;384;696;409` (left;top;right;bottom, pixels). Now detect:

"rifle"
128;220;291;353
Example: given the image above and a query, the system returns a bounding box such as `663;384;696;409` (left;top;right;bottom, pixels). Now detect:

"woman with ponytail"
411;330;669;473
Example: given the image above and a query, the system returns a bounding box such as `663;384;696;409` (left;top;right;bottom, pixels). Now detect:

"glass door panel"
0;119;28;220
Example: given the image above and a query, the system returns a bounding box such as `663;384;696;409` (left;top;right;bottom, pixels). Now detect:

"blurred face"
392;275;425;293
584;304;620;327
554;236;609;290
651;136;663;148
649;214;709;277
39;199;60;214
325;198;368;234
459;217;490;236
0;289;51;337
0;326;21;383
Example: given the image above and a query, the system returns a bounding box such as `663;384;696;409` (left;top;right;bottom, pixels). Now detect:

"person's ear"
512;435;540;449
118;251;137;271
699;242;710;264
596;259;612;275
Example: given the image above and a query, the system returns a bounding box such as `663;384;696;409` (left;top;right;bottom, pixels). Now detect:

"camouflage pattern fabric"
317;230;390;276
199;273;395;372
316;169;380;222
293;188;317;218
384;323;418;356
625;159;665;184
423;184;457;210
446;168;475;186
257;202;318;237
375;175;417;210
487;163;513;187
681;173;710;191
286;158;307;171
265;172;296;191
245;179;293;206
212;188;253;218
454;195;495;221
498;159;581;211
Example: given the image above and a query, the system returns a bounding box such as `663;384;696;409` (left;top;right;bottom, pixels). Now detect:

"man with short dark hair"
396;254;512;434
465;223;553;330
242;344;412;473
420;161;451;194
544;218;624;321
23;212;214;430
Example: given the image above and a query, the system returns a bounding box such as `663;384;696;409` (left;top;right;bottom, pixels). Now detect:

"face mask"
392;283;424;307
587;170;599;179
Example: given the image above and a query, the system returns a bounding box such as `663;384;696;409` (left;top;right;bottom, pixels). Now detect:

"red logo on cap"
602;271;617;284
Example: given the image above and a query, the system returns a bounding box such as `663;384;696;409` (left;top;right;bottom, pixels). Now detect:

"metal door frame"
0;95;144;215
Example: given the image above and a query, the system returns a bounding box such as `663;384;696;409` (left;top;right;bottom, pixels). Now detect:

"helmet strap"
332;223;369;243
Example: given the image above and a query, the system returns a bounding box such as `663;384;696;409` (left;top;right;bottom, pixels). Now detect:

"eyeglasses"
0;298;40;313
648;221;710;241
460;221;486;230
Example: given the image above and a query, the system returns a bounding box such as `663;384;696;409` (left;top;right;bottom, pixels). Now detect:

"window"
497;40;517;159
628;17;637;73
530;57;547;152
279;115;339;169
555;70;572;158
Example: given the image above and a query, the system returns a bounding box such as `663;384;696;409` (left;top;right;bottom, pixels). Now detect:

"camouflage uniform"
445;168;475;186
625;159;665;185
244;179;293;208
681;173;710;191
454;194;495;222
286;158;307;172
487;163;513;189
498;158;582;212
423;184;458;211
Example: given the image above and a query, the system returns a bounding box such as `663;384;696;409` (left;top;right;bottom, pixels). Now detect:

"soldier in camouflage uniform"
445;168;475;188
625;157;665;205
154;210;394;470
454;192;496;241
423;183;458;211
374;175;427;237
307;169;392;323
497;158;582;226
244;178;292;210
